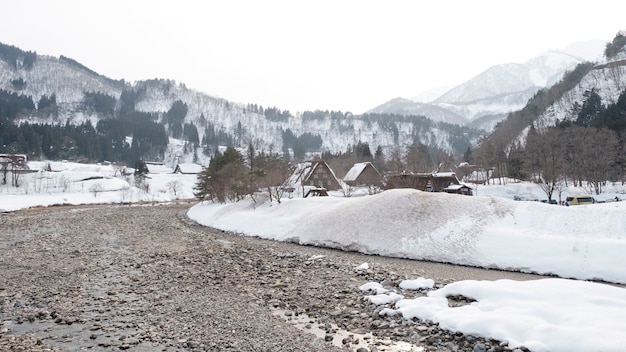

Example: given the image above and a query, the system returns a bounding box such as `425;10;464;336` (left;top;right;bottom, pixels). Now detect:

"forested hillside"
470;31;626;198
0;41;484;171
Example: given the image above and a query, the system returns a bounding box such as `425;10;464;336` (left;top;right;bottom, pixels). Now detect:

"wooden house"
282;160;342;196
384;171;471;195
0;154;29;169
383;172;430;190
429;172;460;192
343;162;382;187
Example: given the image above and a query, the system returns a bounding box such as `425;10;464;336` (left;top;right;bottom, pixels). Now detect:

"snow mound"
188;188;626;283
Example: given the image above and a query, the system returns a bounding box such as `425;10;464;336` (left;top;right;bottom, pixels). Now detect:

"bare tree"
0;158;8;185
11;162;22;187
90;182;103;197
524;126;565;202
254;154;291;203
580;127;620;195
386;146;404;173
166;180;182;197
404;142;432;173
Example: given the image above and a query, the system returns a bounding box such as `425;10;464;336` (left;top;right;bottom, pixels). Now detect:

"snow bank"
188;188;626;283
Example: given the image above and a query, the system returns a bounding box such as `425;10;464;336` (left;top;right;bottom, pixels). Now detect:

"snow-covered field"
0;161;198;211
2;161;626;352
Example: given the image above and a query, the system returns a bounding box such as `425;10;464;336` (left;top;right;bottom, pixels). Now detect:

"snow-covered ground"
0;160;198;211
2;162;626;352
186;185;626;352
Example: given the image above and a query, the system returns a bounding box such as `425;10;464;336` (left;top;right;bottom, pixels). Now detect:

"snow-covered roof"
175;163;203;174
283;161;314;188
444;184;472;191
282;160;342;194
433;172;456;178
343;162;369;182
146;164;173;174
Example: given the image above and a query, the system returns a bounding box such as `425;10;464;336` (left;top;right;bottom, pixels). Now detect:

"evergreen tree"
576;89;603;127
194;147;252;203
463;146;473;164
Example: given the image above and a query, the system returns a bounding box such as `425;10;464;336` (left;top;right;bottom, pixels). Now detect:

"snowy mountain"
532;51;626;130
368;40;607;130
478;33;626;164
0;43;483;166
411;85;457;103
366;98;469;125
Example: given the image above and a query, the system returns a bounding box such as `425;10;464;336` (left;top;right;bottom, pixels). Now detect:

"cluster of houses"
279;160;473;197
132;159;473;197
1;153;473;197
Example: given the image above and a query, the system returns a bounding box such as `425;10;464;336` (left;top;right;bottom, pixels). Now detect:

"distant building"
443;184;473;196
343;162;382;187
174;163;203;174
0;154;28;169
456;162;494;184
384;171;472;195
144;162;173;174
282;160;342;197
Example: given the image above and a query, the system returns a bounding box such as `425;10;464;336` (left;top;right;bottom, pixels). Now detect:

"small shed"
174;163;203;174
304;188;329;197
343;162;382;187
443;184;473;196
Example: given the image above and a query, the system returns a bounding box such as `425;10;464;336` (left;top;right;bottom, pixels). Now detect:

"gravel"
0;203;544;351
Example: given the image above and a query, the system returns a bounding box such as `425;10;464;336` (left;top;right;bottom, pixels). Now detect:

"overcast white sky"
2;0;624;113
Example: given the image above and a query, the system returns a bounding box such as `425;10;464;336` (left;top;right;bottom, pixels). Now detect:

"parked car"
565;196;594;206
541;199;558;205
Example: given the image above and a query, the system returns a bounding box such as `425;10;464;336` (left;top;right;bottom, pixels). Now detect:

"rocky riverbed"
0;203;544;351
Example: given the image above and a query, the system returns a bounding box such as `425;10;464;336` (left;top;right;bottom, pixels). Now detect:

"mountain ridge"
0;42;483;166
368;40;607;130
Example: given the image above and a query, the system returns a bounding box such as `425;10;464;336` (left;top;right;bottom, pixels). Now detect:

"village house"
383;171;472;195
456;162;494;184
281;160;342;197
343;162;382;187
174;163;203;174
0;154;29;169
144;161;173;174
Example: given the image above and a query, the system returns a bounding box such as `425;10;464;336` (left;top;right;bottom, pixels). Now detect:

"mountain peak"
559;39;608;62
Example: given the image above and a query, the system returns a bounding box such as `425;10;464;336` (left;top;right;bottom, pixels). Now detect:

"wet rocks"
0;204;542;352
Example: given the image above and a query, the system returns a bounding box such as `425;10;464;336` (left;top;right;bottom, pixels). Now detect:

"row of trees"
0;114;169;164
523;125;623;200
0;42;36;69
472;125;625;200
194;138;462;204
322;140;457;180
0;89;200;164
476;31;626;194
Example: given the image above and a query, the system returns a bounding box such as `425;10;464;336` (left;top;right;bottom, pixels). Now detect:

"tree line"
194;136;463;204
471;86;626;200
0;89;176;165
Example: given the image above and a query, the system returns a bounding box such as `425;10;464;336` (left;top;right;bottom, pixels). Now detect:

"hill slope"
0;43;483;165
368;40;607;129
